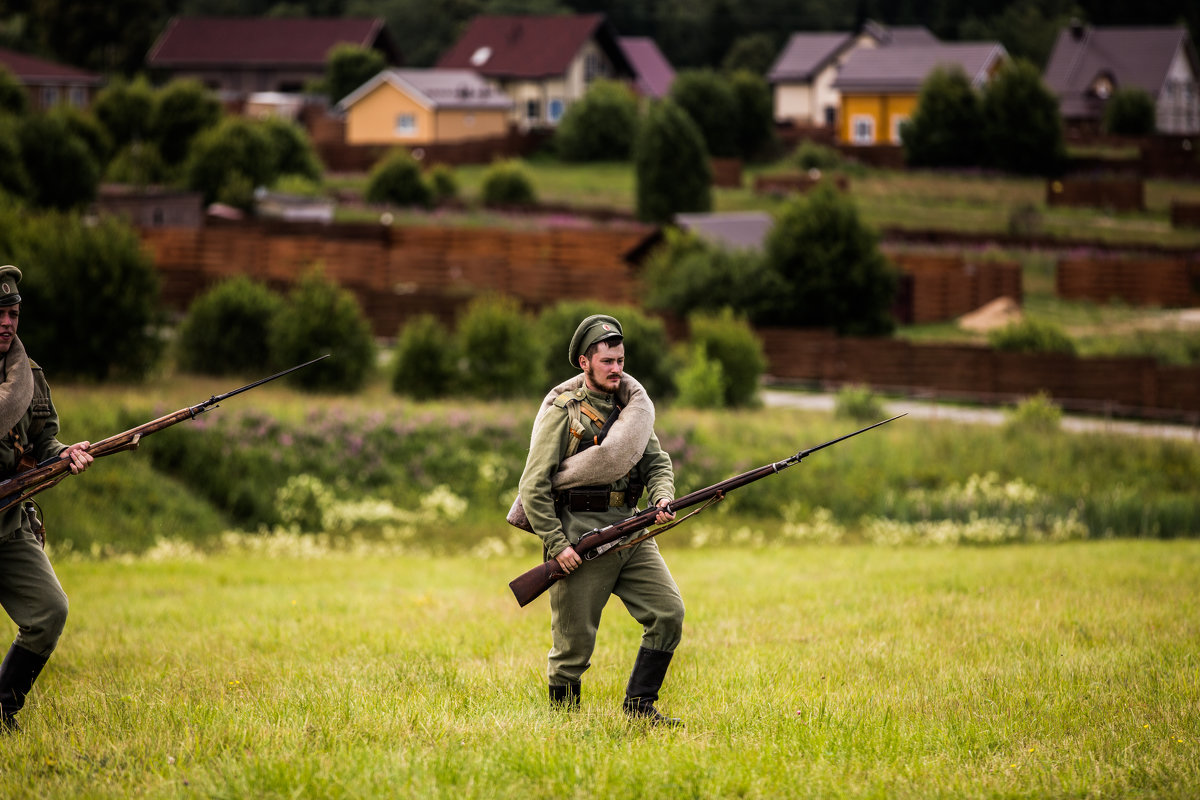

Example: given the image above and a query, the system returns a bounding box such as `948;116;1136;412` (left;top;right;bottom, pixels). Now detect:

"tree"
981;58;1066;176
668;69;739;158
176;276;285;376
366;148;432;207
259;115;324;181
327;43;386;105
554;79;640;162
16;114;100;210
0;65;28;116
92;75;156;149
901;65;984;168
760;185;897;336
1103;87;1157;136
184;116;276;204
151;79;222;166
729;69;776;160
634;99;712;224
721;33;778;75
0;117;29;201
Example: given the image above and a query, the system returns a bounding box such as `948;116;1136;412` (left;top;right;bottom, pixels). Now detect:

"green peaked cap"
568;314;623;368
0;265;21;307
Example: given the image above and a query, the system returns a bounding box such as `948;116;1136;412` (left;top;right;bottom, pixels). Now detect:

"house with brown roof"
767;22;938;128
1043;23;1200;135
436;13;634;129
832;42;1007;145
146;17;400;100
337;69;512;146
0;46;103;111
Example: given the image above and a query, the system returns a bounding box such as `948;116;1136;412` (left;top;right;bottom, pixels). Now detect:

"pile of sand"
958;296;1023;332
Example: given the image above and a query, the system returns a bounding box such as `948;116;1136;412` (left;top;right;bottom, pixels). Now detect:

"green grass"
2;541;1196;798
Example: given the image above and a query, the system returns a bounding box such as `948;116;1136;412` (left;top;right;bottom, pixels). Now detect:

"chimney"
1069;18;1085;40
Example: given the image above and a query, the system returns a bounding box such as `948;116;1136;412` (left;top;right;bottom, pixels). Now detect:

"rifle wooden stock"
0;355;329;515
508;413;905;607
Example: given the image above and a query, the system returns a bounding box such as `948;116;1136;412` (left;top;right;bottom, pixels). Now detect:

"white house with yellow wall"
338;68;513;146
832;42;1007;145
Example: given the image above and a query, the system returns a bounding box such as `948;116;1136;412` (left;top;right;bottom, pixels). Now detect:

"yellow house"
338;68;513;146
832;43;1007;145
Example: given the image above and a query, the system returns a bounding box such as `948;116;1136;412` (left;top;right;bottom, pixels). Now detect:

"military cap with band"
0;265;21;307
568;314;623;368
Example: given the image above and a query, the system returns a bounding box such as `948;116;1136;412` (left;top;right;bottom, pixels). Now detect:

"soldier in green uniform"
518;314;685;724
0;265;93;732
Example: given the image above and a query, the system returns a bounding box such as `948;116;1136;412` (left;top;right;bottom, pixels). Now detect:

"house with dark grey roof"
1043;23;1199;135
767;22;937;128
0;46;102;111
337;69;512;146
436;14;634;129
146;17;399;100
617;37;674;99
832;42;1006;145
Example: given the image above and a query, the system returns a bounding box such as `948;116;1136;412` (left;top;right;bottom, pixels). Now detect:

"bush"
675;344;725;409
834;384;886;422
532;301;676;402
1005;391;1062;434
792;140;843;171
428;164;458;204
687;309;766;407
981;59;1066;176
259;115;323;182
150;78;222;167
455;294;541;397
1;210;162;379
268;268;376;392
729;69;775;160
1103;87;1157;136
176;276;285;376
760;185;897;335
669;69;739;158
184;117;275;204
0;117;29;200
635;99;711;224
105;142;167;186
391;314;457;399
988;318;1076;355
480;160;537;208
0;65;28;116
49;106;112;165
366;149;432;207
16;114;100;210
92;75;155;150
554;79;640;161
327;43;386;105
901;65;984;168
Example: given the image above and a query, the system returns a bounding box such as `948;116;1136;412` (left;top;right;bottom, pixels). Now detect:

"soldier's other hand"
654;499;675;525
555;545;582;574
61;441;93;475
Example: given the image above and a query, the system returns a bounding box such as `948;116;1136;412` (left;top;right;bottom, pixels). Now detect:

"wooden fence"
886;252;1021;324
140;220;653;336
1056;255;1200;307
1046;175;1145;212
757;328;1200;418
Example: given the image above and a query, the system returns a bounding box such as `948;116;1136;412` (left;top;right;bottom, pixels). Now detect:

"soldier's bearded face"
582;341;624;393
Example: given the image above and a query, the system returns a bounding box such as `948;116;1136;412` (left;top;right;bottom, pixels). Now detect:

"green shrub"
729;69;775;161
669;69;739;158
480;160;537;208
834;384;886;422
0;117;29;200
366;149;432;207
391;314;457;399
455;294;541;397
176;276;285;376
901;65;984;168
675;344;725;408
327;43;385;106
2;210;162;379
792;140;843;170
259;115;323;182
150;78;221;166
428;164;458;203
49;106;112;165
1103;87;1157;136
1005;391;1062;434
105;142;167;186
16;113;100;210
269;268;375;392
988;318;1076;355
184;116;275;204
555;79;640;161
634;98;711;224
687;308;766;407
0;65;28;116
92;75;155;150
981;59;1066;176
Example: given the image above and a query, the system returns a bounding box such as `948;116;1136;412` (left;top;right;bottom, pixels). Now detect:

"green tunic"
518;385;684;685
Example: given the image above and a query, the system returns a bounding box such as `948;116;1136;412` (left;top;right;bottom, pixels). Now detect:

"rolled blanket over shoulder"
0;336;34;436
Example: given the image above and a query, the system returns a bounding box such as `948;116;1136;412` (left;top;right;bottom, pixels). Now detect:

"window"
526;99;541;122
548;98;565;123
395;113;417;137
584;53;606;83
851;114;875;144
68;86;87;108
41;86;59;108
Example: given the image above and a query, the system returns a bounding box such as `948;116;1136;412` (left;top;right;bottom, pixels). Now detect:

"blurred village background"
0;0;1199;424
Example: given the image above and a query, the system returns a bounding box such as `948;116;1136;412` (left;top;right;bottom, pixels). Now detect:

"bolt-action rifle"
0;355;330;516
508;413;905;607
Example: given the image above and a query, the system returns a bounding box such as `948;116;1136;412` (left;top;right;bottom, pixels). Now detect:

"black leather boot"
0;644;49;732
549;681;580;711
623;647;681;726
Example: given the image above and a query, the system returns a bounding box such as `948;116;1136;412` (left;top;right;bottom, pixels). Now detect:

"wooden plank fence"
1056;255;1200;307
886;252;1022;324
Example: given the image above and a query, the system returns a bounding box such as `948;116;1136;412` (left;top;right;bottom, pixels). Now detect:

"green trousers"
0;524;69;657
547;537;684;686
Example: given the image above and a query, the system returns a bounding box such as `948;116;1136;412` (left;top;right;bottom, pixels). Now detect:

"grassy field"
0;541;1196;799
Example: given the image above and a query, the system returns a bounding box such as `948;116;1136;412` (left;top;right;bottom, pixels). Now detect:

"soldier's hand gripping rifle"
508;413;905;607
0;355;330;516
